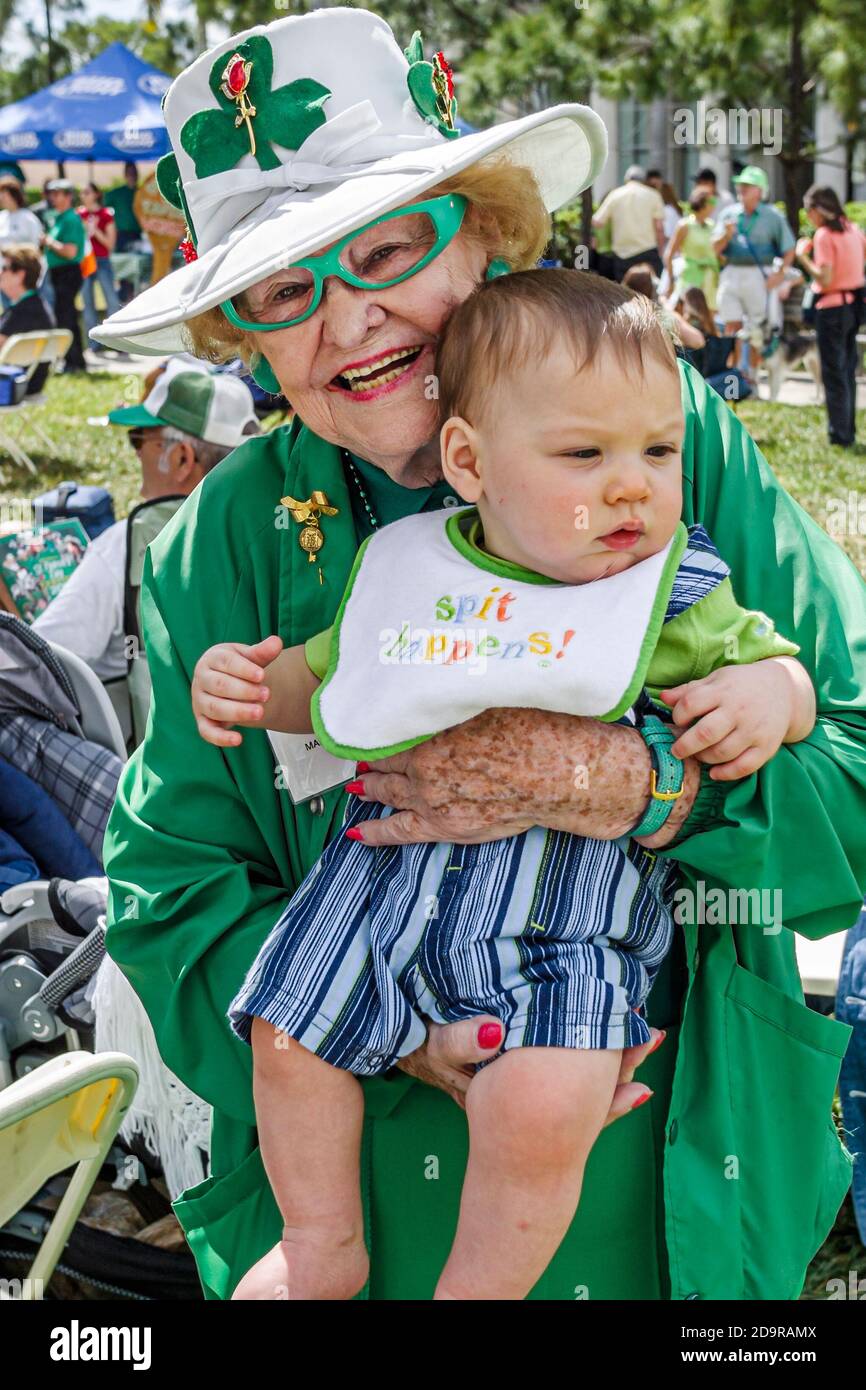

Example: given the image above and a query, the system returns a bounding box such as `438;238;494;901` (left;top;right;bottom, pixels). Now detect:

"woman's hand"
395;1016;505;1107
191;635;283;746
343;706;698;848
396;1015;665;1116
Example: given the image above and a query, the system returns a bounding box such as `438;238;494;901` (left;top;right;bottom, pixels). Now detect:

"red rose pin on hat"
90;6;607;357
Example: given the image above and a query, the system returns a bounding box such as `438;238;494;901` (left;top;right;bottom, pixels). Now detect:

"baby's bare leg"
434;1046;622;1301
231;1016;368;1301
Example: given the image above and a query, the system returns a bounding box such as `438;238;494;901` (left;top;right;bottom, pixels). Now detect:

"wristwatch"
630;714;685;838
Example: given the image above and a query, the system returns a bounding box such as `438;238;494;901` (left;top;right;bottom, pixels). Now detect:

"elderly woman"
95;10;866;1301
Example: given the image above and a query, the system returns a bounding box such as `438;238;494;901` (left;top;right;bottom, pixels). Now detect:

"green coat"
103;361;865;1300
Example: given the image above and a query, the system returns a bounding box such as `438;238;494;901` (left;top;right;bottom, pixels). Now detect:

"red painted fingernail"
630;1091;653;1110
345;827;364;841
345;779;365;794
356;762;371;773
477;1023;503;1049
649;1030;667;1054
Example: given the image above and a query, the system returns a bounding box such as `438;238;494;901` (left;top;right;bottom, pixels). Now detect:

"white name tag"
267;729;355;804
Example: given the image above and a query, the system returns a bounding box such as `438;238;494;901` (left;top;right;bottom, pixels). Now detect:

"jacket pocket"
173;1129;377;1300
172;1144;281;1300
724;963;853;1299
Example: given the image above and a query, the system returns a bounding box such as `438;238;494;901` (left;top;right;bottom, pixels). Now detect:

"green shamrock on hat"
403;31;459;139
179;34;332;180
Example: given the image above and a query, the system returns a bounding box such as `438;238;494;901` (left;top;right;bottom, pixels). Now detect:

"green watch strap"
631;714;685;838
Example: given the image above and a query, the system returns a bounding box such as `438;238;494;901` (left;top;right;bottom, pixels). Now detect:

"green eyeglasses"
221;192;468;332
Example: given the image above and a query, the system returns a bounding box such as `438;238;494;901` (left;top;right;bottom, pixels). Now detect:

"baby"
191;270;815;1301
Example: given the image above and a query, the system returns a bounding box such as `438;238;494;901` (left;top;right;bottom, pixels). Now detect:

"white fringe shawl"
92;948;212;1201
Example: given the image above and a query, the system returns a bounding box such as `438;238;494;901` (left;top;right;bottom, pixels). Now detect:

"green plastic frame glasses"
220;192;468;333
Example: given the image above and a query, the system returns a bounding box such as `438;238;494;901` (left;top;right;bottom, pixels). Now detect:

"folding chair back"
0;331;74;471
0;1050;138;1297
0;329;73;387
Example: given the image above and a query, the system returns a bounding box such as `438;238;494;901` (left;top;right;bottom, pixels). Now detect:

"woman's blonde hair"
182;157;552;364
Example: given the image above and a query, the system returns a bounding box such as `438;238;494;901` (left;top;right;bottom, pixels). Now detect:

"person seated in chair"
679;288;753;401
0;244;55;396
33;360;259;681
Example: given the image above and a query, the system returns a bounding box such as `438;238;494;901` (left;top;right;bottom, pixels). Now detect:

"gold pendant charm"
300;523;323;559
281;490;338;584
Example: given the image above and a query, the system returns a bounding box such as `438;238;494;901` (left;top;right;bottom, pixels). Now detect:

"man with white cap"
33;359;259;682
712;165;795;383
592;165;665;282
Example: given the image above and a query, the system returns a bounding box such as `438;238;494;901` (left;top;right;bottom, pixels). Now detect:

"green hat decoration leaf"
155;150;198;258
155;152;183;210
179;34;332;180
403;30;459;140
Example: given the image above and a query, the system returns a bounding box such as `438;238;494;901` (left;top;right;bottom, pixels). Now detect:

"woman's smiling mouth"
328;345;428;400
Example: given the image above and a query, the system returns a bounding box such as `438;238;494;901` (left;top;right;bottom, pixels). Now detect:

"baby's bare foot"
232;1231;369;1301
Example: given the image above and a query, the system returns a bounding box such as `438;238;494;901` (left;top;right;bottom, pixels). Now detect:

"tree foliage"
0;0;861;228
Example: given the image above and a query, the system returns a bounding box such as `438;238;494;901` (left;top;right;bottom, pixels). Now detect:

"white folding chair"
0;329;73;473
0;1050;138;1298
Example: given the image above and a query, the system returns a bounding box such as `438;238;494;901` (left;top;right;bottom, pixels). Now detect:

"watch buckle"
650;769;684;802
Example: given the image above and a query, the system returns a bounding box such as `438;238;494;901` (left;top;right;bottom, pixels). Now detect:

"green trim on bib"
445;508;561;585
598;520;688;723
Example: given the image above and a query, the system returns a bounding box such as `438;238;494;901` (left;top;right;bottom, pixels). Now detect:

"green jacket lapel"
278;423;356;646
275;423;358;869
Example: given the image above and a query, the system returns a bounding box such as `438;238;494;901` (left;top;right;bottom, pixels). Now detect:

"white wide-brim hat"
92;7;608;356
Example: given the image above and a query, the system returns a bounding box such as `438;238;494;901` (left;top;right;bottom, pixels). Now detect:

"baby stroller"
0;616;205;1298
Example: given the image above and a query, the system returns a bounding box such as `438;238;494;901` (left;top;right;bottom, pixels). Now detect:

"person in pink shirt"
796;185;866;448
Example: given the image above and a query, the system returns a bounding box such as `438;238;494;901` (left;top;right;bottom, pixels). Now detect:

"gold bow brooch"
280;490;339;584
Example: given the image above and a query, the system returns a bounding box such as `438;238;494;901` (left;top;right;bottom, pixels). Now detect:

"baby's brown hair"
435;268;680;427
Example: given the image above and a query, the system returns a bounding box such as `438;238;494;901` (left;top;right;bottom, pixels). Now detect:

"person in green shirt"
104;162;142;251
93;10;866;1301
43;178;86;371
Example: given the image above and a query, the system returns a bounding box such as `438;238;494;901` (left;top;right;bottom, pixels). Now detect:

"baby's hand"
660;658;815;782
192;635;284;747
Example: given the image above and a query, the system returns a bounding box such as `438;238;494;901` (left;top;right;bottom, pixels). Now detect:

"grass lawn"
1;372;864;1296
0;370;179;518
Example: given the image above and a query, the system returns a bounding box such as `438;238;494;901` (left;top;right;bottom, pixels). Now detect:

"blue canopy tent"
0;43;171;165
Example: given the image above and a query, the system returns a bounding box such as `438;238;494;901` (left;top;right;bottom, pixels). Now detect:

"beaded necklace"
341;447;380;531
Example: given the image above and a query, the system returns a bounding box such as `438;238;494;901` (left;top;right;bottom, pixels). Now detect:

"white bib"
311;508;687;760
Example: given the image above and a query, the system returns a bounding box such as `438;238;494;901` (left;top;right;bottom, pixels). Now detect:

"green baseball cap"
732;165;770;196
108;357;258;447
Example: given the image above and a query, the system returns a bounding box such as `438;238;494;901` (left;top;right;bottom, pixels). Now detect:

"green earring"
485;258;510;281
250;351;282;394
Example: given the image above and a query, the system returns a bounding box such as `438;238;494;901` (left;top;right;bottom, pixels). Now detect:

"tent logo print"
138;73;170;97
0;133;38;152
53;75;126;98
55;129;96;152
